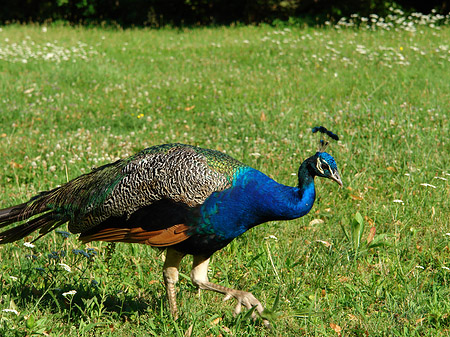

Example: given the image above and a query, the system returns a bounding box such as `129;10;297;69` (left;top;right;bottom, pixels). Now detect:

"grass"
0;12;450;336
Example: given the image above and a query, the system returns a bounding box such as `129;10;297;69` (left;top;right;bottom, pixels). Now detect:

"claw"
233;301;242;316
223;293;233;302
222;289;268;323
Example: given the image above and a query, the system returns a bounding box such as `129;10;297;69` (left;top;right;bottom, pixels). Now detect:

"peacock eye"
321;163;329;171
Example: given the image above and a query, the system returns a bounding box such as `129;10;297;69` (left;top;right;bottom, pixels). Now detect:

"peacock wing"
66;144;245;246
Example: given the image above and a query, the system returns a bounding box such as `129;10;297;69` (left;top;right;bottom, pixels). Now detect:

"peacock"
0;126;342;327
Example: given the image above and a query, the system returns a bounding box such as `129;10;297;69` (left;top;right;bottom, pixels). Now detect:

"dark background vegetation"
0;0;449;27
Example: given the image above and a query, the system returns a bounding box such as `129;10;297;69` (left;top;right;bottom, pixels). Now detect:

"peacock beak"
331;170;343;187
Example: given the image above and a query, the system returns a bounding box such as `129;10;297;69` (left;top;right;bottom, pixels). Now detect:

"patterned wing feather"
68;144;245;234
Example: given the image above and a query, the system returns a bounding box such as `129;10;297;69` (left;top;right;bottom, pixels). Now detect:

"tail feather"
0;200;68;244
0;202;34;227
0;158;126;244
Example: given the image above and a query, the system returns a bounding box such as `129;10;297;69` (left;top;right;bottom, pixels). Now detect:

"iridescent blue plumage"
194;167;315;240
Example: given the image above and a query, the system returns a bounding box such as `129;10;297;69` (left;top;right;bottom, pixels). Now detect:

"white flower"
442;266;450;271
23;242;35;248
2;309;19;315
58;263;72;272
415;265;424;269
264;235;278;241
393;199;404;204
10;276;18;281
62;290;77;297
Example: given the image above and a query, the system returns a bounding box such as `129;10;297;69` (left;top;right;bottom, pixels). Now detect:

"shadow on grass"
7;280;164;322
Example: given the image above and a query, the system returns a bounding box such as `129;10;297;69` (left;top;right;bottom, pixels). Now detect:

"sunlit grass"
1;13;450;336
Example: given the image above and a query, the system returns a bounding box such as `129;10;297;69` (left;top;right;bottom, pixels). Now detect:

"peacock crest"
312;126;339;152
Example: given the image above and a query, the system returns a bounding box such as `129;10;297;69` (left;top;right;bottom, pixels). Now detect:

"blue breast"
193;167;316;241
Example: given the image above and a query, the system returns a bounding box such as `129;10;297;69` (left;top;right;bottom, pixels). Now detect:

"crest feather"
312;126;339;152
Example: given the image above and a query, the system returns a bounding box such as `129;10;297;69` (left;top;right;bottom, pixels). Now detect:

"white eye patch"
316;158;325;174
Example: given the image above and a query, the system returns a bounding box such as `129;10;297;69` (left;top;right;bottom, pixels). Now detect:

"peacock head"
306;126;343;187
313;152;343;187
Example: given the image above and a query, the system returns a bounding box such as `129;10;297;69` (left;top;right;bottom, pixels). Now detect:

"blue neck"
195;167;316;241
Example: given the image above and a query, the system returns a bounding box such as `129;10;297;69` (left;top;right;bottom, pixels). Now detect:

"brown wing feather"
79;223;191;247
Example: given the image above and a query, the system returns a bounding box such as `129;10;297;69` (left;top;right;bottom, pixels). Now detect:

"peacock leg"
163;248;186;319
190;255;271;328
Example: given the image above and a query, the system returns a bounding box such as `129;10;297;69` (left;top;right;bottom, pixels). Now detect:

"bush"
0;0;448;27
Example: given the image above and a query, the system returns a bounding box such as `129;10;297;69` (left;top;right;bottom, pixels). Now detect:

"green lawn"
0;15;449;336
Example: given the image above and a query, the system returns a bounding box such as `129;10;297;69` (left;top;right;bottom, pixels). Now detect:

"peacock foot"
223;289;271;328
190;256;271;328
